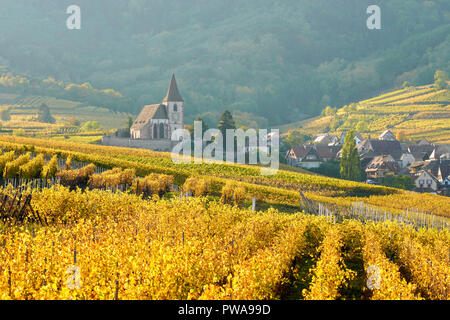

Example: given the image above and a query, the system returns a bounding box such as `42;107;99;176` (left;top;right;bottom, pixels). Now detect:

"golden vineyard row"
0;187;448;300
1;136;449;217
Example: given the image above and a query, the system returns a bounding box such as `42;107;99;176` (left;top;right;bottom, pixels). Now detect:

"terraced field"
288;85;450;144
0;95;128;142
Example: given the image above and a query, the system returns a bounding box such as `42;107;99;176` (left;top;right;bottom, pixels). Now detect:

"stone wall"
101;136;176;152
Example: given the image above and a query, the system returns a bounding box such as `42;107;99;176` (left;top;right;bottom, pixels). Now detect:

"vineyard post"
251;197;256;211
8;266;12;298
115;273;119;300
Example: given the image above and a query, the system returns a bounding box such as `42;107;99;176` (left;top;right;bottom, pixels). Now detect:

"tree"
81;121;101;131
434;70;448;90
37;103;55;123
402;81;409;89
396;130;407;141
285;131;309;147
195;117;209;135
69;117;81;127
310;159;341;178
1;107;11;121
380;175;414;190
321;106;338;117
126;115;133;129
321;106;331;116
340;130;362;181
218;110;236;137
329;116;342;131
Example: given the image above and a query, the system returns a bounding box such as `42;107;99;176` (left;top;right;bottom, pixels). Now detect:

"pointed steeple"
162;74;184;103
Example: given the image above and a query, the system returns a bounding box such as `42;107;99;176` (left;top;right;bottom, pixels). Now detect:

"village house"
356;139;403;170
413;170;440;193
285;144;338;169
313;133;339;146
338;131;363;146
400;153;416;168
378;130;396;141
440;175;450;196
284;128;450;197
365;155;400;179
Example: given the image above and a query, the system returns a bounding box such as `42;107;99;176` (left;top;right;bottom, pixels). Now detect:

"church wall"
102;136;176;152
166;101;184;141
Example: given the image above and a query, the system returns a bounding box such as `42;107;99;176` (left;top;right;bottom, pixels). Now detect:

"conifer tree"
218;110;235;136
340;130;362;181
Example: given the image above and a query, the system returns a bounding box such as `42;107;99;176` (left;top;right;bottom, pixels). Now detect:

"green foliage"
0;151;15;174
0;1;449;124
285;131;310;148
379;175;415;191
37;103;55;124
1;107;11;121
321;106;337;117
69;117;81;127
19;154;45;179
340;130;361;182
42;155;59;179
329;117;343;132
126;115;133;129
218;110;236;136
65;155;72;170
195;117;209;135
309;159;341;179
434;70;448;90
81;121;101;132
3;152;31;178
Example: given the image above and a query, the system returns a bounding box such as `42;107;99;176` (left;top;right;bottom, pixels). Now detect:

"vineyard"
0;136;448;300
291;84;450;144
0;94;126;143
0;187;448;300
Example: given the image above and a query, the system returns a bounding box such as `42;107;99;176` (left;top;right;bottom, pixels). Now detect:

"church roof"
131;104;168;130
162;74;184;102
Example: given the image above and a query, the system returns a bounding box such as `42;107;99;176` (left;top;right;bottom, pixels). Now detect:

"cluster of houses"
285;130;450;196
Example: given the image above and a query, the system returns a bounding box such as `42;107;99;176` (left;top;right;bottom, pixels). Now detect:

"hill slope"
0;135;449;217
0;0;448;125
290;84;450;144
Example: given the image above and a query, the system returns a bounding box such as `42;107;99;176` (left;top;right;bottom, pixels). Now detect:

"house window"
159;123;165;139
153;124;158;139
174;104;177;112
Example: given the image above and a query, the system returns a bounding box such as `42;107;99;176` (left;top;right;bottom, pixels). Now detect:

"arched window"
153;124;158;139
173;104;177;112
159;123;165;139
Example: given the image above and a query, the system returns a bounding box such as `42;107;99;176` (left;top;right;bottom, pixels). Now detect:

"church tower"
162;74;184;141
